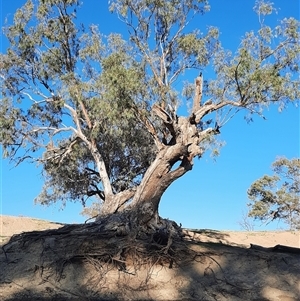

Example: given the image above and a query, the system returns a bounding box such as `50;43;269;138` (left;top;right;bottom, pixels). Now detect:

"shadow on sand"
1;226;299;300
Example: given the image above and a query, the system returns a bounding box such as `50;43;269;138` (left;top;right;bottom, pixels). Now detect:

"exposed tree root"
2;215;187;282
1;221;299;301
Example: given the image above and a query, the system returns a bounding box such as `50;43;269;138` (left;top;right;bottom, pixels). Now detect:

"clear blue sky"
1;0;299;230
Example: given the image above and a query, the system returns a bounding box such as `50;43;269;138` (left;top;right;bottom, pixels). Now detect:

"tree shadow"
183;228;231;243
1;225;299;300
177;240;300;300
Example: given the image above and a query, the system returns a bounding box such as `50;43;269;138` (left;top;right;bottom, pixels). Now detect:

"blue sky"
1;0;299;230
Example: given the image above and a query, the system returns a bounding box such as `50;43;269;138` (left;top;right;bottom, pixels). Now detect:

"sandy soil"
1;215;299;301
1;215;299;248
183;228;300;248
0;215;64;244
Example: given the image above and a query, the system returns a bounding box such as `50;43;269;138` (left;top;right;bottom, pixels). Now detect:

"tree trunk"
96;111;214;237
98;142;192;232
129;143;193;227
97;76;219;234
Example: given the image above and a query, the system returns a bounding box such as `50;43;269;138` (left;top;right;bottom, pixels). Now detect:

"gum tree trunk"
97;75;229;233
98;115;213;234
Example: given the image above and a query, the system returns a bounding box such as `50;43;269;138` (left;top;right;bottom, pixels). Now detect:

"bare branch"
192;73;203;113
194;100;240;124
63;102;113;197
133;108;163;149
152;104;172;123
234;61;246;104
21;91;39;103
58;138;78;164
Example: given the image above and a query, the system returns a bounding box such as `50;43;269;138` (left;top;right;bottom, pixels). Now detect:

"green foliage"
1;0;299;211
209;2;300;118
109;0;219;109
1;0;155;206
247;157;300;230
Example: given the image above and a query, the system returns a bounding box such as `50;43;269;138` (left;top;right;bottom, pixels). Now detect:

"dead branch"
192;73;203;113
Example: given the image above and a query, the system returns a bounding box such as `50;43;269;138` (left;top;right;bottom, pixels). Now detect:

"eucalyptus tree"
247;157;300;230
1;0;299;236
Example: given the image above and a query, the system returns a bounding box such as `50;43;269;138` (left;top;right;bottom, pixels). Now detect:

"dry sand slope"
0;215;299;301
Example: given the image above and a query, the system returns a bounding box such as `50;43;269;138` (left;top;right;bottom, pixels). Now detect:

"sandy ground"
1;215;299;301
0;215;64;245
183;228;300;248
1;214;299;248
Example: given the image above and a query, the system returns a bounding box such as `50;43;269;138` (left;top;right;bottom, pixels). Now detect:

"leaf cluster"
110;0;219;110
208;5;300;120
1;0;299;210
1;0;155;206
247;157;300;229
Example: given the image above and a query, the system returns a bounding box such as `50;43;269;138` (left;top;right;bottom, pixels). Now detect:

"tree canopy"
1;0;299;228
247;157;300;230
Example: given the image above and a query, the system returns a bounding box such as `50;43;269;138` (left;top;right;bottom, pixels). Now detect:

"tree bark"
126;116;210;229
96;117;202;231
96;76;220;231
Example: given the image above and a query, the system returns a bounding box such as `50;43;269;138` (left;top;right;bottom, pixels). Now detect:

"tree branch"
63;102;113;197
234;60;246;104
152;104;172;123
114;188;137;212
133;107;163;149
193;100;241;124
192;73;203;113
